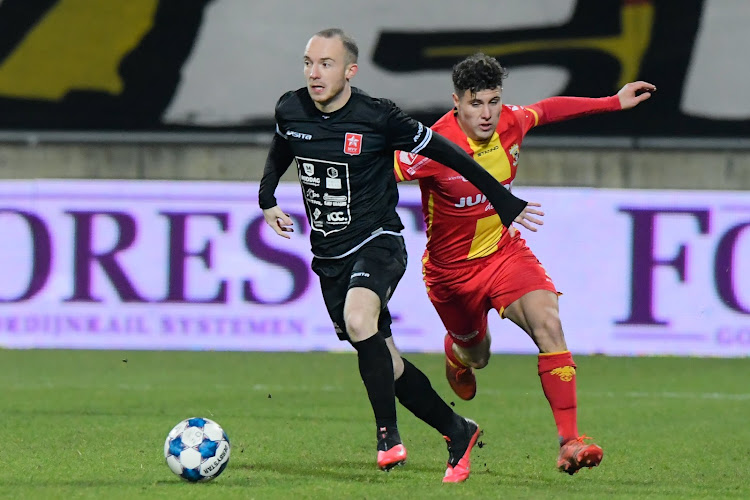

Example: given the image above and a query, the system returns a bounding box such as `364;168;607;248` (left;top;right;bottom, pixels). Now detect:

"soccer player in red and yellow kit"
394;53;655;475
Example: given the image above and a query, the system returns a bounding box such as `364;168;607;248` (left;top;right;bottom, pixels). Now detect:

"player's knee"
344;310;378;341
473;353;490;369
463;349;490;369
456;342;490;369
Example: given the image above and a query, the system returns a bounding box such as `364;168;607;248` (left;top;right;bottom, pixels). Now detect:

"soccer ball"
164;417;231;482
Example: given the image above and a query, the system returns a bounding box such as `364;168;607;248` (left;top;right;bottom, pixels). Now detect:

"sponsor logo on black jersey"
325;166;341;189
286;129;312;140
344;133;363;155
413;122;424;142
299;175;320;186
327;211;348;224
306;189;323;205
323;193;348;207
295;156;352;236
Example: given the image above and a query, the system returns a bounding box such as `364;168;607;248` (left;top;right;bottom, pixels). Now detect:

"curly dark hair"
452;53;508;97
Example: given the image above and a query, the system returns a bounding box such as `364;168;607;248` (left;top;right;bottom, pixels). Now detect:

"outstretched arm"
529;81;656;126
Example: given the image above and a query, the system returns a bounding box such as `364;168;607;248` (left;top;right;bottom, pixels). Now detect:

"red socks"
444;334;468;368
538;351;578;444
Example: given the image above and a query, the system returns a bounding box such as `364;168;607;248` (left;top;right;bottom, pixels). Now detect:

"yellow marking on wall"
424;2;654;88
0;0;158;100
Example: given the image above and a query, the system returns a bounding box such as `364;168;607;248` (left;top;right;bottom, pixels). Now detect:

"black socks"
394;357;460;437
352;338;464;447
351;334;398;439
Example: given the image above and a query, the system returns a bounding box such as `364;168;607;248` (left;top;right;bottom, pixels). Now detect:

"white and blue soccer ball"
164;417;231;482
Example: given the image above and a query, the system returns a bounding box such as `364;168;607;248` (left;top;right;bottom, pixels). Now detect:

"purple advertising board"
0;180;748;356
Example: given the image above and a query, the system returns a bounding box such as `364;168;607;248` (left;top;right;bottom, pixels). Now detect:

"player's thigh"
505;289;565;351
488;236;558;320
494;241;564;350
343;286;381;339
311;258;352;341
504;289;560;333
346;235;407;339
427;276;489;342
349;234;407;307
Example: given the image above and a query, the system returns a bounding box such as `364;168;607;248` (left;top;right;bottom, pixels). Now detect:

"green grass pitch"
1;349;749;499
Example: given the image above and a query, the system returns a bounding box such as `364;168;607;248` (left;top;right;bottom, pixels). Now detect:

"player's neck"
314;85;352;114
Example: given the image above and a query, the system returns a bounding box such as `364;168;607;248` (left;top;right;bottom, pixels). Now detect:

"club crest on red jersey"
509;143;520;166
344;132;363;155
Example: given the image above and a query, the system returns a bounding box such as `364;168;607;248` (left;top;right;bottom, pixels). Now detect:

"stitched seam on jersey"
312;231;403;259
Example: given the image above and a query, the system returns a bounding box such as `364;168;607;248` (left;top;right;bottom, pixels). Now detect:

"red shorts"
423;232;557;346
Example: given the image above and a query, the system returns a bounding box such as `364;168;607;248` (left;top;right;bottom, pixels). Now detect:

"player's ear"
346;63;358;80
452;92;460;109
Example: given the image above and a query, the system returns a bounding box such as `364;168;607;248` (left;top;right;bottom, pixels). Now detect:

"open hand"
618;81;657;109
513;202;544;232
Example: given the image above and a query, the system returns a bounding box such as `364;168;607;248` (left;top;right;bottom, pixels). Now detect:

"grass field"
1;349;749;499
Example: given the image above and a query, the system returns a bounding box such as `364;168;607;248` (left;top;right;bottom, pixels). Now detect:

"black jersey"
259;87;527;259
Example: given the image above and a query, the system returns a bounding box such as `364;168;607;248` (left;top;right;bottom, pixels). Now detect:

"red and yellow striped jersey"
394;96;620;267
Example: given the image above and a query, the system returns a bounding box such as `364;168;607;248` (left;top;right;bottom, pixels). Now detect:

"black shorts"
311;234;407;341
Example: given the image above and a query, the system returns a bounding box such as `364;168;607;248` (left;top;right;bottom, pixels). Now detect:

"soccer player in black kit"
259;28;529;483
